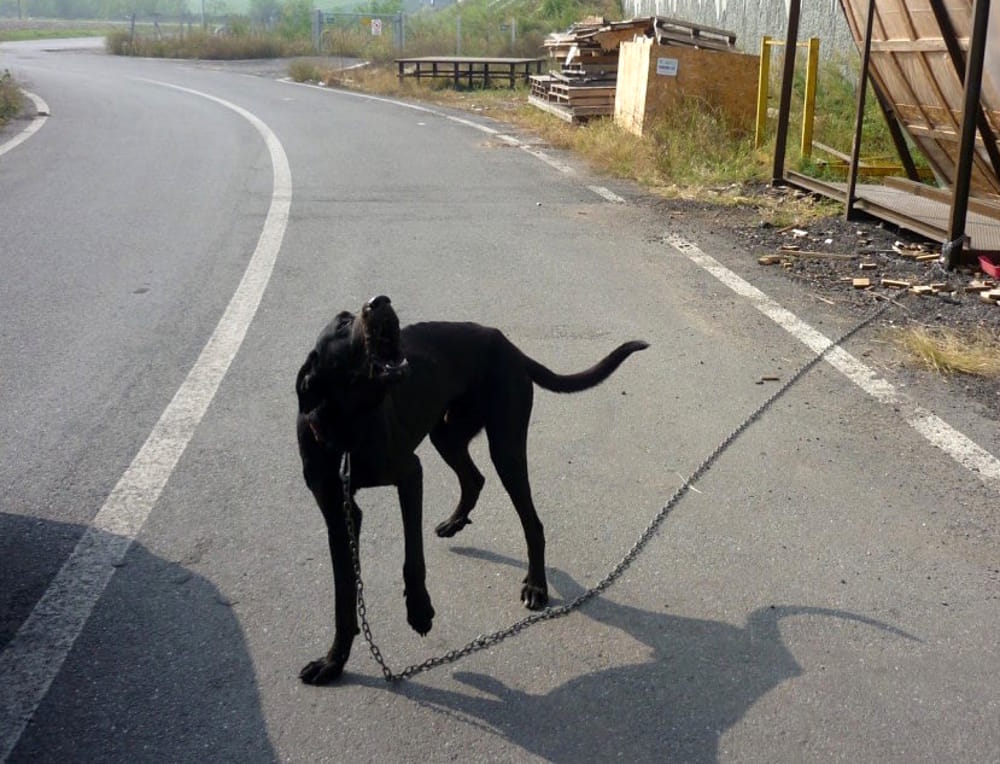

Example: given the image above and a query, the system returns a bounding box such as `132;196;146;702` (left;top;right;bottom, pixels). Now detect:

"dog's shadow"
365;547;919;763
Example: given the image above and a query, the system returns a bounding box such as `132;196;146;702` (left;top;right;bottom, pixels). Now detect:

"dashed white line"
0;82;291;761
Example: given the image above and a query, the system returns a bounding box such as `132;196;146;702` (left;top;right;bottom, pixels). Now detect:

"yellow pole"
800;37;820;158
755;36;772;149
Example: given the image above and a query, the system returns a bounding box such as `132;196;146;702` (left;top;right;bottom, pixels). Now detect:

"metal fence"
312;10;405;53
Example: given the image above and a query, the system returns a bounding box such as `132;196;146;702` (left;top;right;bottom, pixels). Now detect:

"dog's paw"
521;582;549;611
405;588;435;635
434;515;471;538
299;655;346;685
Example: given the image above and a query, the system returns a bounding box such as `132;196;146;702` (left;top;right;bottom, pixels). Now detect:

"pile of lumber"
529;16;738;123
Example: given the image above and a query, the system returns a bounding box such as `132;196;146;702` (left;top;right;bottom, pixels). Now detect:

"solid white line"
665;233;1000;491
0;91;49;157
0;83;291;762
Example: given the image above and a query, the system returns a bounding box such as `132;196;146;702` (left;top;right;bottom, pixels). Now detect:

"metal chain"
340;302;890;682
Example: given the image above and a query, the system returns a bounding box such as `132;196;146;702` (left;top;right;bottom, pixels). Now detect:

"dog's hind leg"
485;386;549;610
431;412;486;538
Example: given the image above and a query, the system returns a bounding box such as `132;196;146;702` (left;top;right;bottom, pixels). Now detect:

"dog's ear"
296;350;319;412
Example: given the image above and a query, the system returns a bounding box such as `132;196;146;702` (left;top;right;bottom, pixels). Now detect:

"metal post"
945;0;991;267
456;16;461;56
845;0;876;221
755;36;772;150
313;10;322;54
771;0;802;184
800;38;820;159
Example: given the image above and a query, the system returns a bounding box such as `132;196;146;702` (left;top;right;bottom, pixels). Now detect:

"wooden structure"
530;16;740;123
395;57;545;88
615;37;758;136
773;0;1000;266
838;0;1000;196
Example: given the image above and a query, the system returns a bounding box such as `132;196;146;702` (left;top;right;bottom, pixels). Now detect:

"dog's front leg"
397;455;435;635
300;486;362;685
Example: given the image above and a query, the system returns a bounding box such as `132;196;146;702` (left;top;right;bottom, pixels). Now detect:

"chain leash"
339;302;890;682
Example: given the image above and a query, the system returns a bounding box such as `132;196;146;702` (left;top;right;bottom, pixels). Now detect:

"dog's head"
296;295;409;448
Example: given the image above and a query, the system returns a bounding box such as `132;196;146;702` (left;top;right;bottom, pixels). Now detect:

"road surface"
1;38;998;763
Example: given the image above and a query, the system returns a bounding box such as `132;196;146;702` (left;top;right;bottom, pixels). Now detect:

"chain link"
339;303;890;682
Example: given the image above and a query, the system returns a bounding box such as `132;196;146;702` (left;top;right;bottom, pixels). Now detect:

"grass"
0;27;114;42
895;326;1000;377
105;28;314;59
0;19;117;43
0;69;22;128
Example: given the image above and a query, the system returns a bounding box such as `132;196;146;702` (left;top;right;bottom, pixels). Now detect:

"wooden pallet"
534;15;739;123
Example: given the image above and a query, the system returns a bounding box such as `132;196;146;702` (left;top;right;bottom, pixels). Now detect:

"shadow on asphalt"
1;512;276;763
357;547;919;763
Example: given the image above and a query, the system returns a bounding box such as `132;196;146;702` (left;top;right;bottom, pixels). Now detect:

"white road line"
284;79;580;174
588;185;626;203
286;79;1000;490
0;83;291;762
666;233;1000;491
0;91;49;157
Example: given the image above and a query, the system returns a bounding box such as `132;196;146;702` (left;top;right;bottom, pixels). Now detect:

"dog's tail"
526;340;648;393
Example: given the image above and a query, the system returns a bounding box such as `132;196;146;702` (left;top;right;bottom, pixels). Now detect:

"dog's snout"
366;295;391;312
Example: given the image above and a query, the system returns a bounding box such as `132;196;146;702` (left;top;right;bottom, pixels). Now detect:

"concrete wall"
622;0;860;56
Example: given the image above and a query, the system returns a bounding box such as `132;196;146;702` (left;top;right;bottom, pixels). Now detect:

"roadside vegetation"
0;68;21;128
896;326;1000;377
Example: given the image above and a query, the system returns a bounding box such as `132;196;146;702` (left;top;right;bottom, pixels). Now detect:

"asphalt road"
1;39;998;763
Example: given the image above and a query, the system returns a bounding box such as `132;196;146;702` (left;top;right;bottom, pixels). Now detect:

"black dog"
296;296;647;684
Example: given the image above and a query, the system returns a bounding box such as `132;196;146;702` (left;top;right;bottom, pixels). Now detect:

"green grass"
0;27;114;42
0;69;22;128
105;28;313;59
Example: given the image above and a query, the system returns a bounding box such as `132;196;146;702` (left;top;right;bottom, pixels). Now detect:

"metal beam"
944;0;991;267
845;0;876;220
770;0;801;184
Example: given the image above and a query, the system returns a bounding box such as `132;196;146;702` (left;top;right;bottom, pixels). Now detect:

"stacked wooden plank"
529;16;738;123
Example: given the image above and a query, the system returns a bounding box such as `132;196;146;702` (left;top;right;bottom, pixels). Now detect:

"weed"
0;69;22;128
896;326;1000;377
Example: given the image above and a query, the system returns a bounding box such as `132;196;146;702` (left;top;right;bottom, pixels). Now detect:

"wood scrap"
965;280;997;292
881;278;912;288
783;250;857;260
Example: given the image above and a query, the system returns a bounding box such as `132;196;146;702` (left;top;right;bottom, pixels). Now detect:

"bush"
0;69;22;127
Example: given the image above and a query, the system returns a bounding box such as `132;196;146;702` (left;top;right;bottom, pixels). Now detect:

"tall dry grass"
895;326;1000;377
